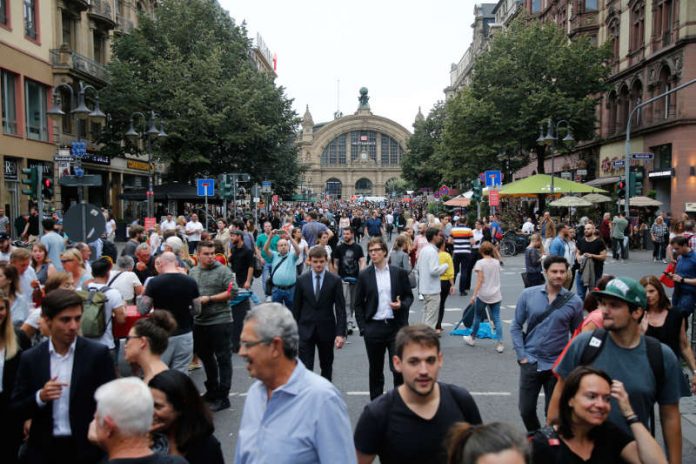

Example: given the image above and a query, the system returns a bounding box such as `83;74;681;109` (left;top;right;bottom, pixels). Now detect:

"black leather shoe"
209;398;231;412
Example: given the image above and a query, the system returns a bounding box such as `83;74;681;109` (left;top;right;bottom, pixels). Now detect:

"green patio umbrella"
488;174;608;197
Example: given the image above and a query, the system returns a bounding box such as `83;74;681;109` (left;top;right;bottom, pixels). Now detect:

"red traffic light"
44;178;52;187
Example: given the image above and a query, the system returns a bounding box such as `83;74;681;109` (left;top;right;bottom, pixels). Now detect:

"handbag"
659;261;676;288
265;255;289;295
253;256;264;278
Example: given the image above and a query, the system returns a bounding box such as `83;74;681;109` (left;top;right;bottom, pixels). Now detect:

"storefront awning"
585;176;620;187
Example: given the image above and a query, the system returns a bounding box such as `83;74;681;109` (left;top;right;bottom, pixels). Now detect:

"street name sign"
631;152;655;160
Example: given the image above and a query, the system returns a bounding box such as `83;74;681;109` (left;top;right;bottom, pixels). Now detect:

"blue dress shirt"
234;360;356;464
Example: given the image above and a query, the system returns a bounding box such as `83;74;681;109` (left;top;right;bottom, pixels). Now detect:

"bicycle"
499;231;529;257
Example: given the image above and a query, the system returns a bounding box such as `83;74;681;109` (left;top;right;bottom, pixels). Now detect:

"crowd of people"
0;199;694;464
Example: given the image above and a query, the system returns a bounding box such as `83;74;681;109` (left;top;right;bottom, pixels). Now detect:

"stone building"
296;88;411;198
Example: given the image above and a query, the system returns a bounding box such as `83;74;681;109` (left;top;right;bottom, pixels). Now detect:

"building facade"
296;88;411;198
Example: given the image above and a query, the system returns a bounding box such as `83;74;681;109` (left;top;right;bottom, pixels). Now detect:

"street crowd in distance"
0;199;695;464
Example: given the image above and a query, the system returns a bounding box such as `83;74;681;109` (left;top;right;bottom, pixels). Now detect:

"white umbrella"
618;196;662;207
549;196;593;208
582;193;613;203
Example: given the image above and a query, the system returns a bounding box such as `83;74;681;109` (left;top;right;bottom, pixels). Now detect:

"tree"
99;0;302;196
442;17;610;190
402;102;446;190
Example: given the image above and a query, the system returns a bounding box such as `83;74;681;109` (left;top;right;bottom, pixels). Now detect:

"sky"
218;0;478;132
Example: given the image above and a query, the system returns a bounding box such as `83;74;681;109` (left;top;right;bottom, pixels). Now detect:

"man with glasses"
235;303;356;464
415;227;448;329
355;237;413;399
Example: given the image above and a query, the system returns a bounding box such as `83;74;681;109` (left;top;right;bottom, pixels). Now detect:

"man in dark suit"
355;237;414;399
293;245;346;381
11;289;116;464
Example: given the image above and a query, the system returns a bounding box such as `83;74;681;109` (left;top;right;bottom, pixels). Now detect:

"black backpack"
579;329;664;396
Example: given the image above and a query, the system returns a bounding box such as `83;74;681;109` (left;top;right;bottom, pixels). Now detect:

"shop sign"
576;169;588;176
648;170;672;178
127;160;151;171
28;160;53;179
82;153;111;165
4;158;18;181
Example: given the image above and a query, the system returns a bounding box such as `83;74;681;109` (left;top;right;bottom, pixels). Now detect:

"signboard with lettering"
144;217;156;231
127;160;150;171
28;160;53;179
631;152;654;160
82;153;111;165
4;158;18;181
489;189;500;207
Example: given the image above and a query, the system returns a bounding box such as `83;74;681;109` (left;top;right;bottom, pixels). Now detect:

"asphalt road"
180;247;696;463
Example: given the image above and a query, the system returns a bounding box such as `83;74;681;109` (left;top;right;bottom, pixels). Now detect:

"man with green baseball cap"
548;276;683;464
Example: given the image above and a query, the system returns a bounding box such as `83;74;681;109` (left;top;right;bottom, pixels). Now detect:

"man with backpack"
549;276;682;464
353;325;481;463
510;255;583;432
80;258;126;361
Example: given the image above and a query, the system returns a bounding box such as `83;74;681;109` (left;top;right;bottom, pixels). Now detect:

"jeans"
422;294;441;329
518;362;557;432
612;238;625;259
193;323;233;400
652;241;665;260
470;298;502;341
437;280;452;330
343;281;358;320
453;253;473;293
161;331;194;374
262;262;273;296
272;285;295;311
231;299;251;353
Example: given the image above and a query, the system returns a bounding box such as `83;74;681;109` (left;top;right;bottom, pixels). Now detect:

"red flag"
273;53;277;72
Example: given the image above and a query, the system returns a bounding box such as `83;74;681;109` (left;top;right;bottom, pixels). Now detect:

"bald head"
158;251;178;270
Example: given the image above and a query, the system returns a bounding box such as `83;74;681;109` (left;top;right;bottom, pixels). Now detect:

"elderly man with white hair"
108;256;144;304
88;377;187;463
235;303;356;464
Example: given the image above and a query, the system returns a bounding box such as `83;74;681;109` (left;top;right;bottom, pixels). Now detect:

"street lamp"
537;118;575;195
125;110;167;219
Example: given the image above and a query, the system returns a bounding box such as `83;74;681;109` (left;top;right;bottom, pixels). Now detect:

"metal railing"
50;49;110;83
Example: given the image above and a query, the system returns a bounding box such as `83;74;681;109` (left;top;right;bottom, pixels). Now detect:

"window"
584;0;598;11
62;12;74;49
629;1;645;53
350;130;376;161
25;79;48;141
320;134;346;165
1;70;18;135
380;134;403;165
325;179;342;196
1;0;8;26
653;0;675;47
531;0;542;13
23;0;37;39
94;32;106;64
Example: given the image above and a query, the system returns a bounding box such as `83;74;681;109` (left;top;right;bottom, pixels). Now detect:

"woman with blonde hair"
0;289;22;461
31;242;56;285
60;248;92;290
0;263;30;327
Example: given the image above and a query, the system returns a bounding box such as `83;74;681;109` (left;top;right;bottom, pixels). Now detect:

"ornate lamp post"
536;118;575;195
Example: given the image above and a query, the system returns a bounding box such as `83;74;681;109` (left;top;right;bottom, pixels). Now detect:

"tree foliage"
99;0;302;195
441;17;610;184
402;102;446;190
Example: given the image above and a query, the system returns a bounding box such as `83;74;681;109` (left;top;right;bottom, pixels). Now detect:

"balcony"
88;0;116;29
114;14;135;35
569;11;599;37
64;0;89;13
50;48;110;85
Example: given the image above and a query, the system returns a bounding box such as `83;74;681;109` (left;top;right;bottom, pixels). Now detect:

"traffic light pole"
37;169;44;237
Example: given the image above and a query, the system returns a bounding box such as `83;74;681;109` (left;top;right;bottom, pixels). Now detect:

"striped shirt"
450;226;473;254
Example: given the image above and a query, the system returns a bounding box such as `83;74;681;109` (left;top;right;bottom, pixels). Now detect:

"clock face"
360;152;368;160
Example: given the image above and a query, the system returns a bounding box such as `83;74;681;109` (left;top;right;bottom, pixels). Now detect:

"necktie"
315;274;321;297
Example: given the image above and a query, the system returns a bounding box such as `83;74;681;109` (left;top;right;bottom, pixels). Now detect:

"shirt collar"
271;359;306;397
313;269;325;280
49;338;77;357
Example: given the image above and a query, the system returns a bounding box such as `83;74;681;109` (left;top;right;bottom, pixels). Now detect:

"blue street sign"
613;159;625;168
630;152;655;160
71;141;87;158
197;178;215;197
484;170;502;188
261;180;272;189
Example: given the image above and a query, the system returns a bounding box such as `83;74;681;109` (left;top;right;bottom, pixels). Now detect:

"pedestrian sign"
197;178;215;197
484;170;502;188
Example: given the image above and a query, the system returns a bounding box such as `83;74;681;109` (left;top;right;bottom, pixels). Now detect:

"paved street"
186;248;696;462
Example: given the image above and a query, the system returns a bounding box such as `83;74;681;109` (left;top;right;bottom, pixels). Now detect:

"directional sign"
438;185;450;196
197;178;215;197
261;180;272;189
631;152;655;160
612;160;625;168
63;203;106;242
484;170;502;188
489;189;500;207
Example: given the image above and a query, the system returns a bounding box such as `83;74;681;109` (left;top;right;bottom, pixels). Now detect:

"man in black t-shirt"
138;252;200;374
333;227;365;330
354;325;482;464
229;230;254;352
574;223;607;299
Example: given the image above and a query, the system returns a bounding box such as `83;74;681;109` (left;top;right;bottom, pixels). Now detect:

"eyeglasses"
60;259;74;263
368;248;384;253
240;339;271;349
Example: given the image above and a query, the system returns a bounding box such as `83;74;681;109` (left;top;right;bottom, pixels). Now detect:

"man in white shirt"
84;258;126;355
11;289;116;464
108;256;144;304
416;227;449;328
0;232;15;263
11;247;38;303
385;211;395;240
160;213;177;232
522;218;535;235
185;213;204;254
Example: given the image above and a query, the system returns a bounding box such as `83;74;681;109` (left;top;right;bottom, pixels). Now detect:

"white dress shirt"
0;347;5;393
373;264;393;320
35;339;77;436
161;219;177;231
